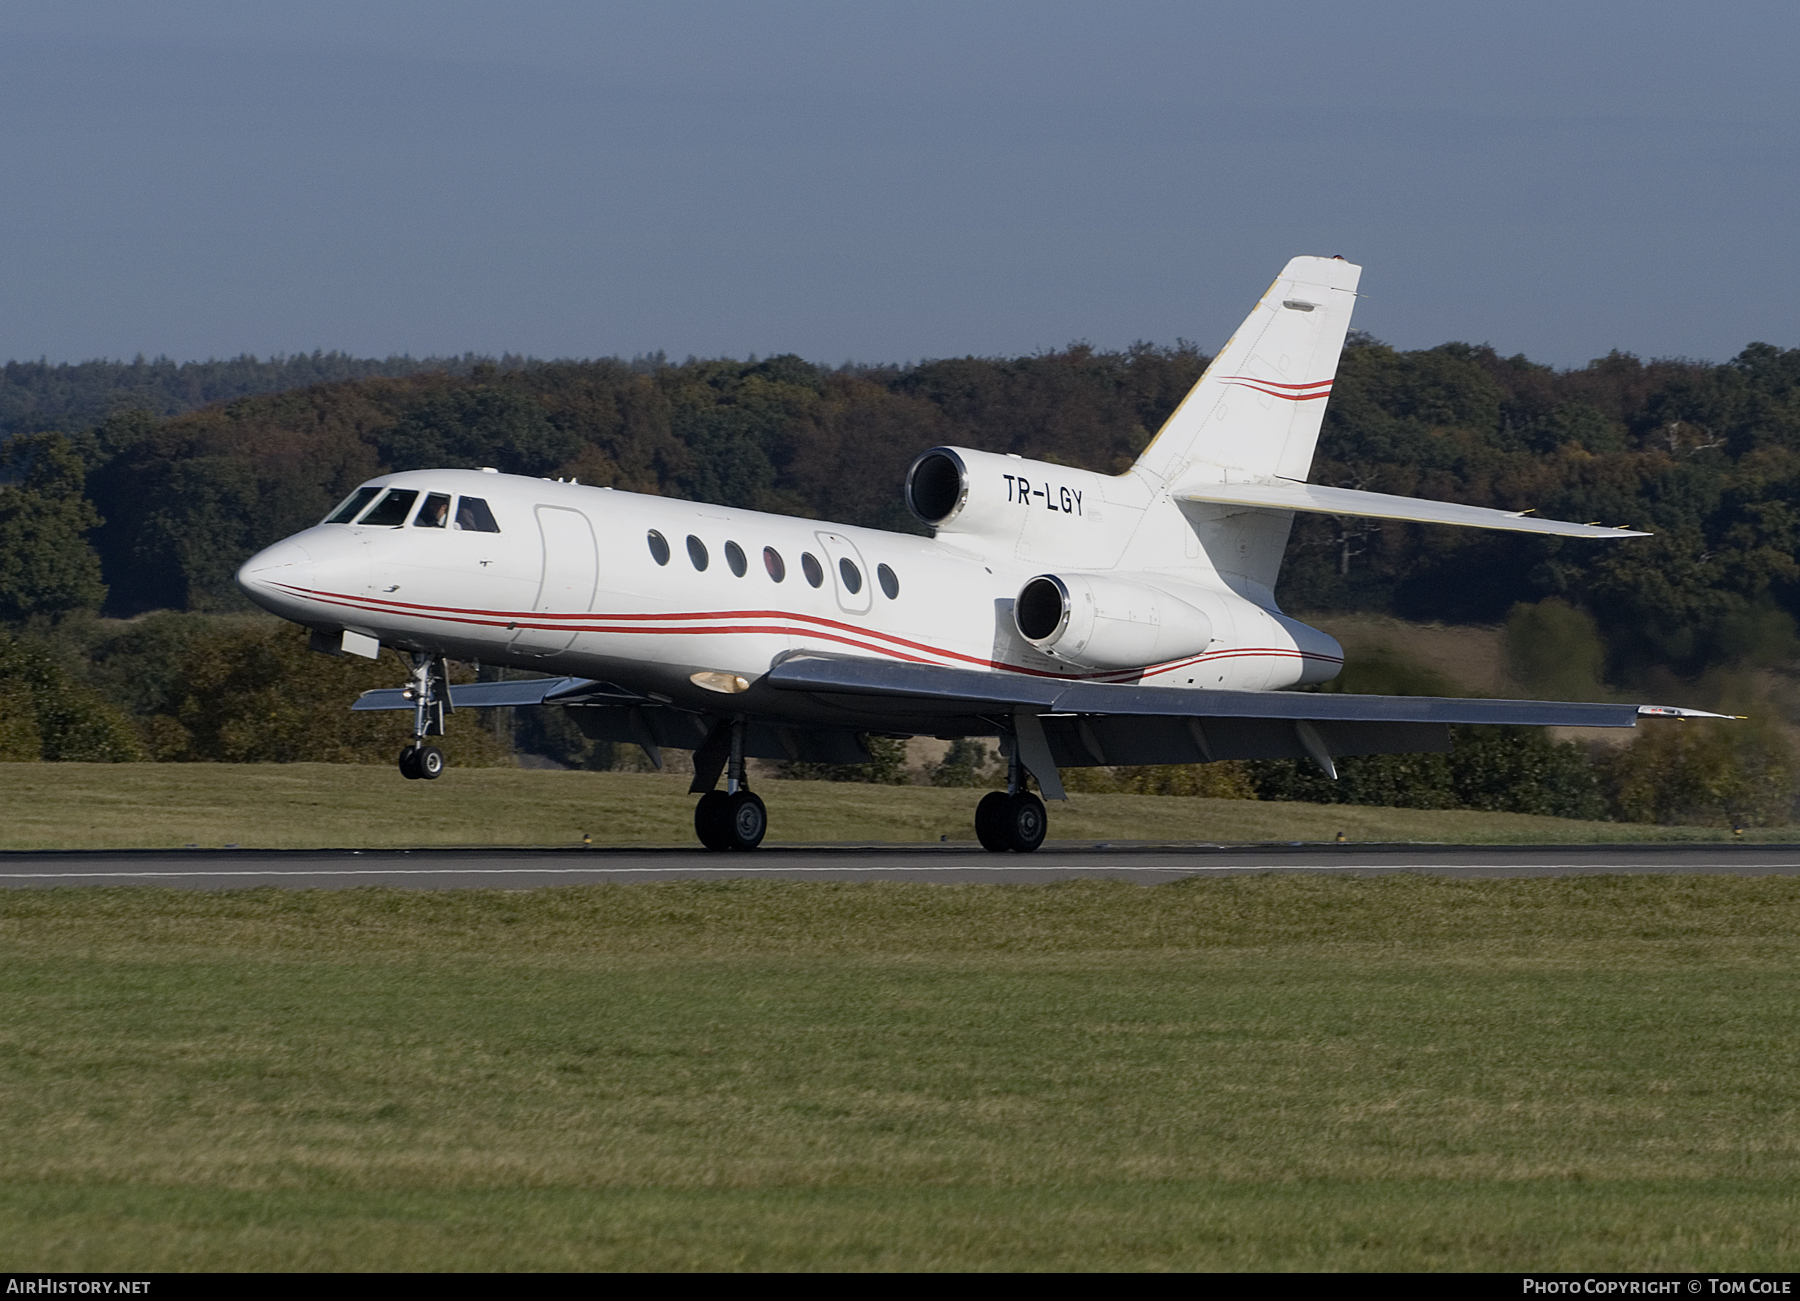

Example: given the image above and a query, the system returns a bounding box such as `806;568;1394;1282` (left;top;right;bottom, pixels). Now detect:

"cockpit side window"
360;488;419;527
323;486;381;525
455;496;501;532
414;492;452;528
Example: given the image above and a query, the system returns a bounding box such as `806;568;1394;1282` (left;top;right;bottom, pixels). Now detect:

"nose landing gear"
693;718;766;851
397;652;451;781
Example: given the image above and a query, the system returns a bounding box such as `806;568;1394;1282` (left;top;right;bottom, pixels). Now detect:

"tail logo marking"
1220;376;1333;403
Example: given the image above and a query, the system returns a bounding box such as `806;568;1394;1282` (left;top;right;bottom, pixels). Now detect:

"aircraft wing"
763;655;1725;796
1176;481;1648;538
764;655;1654;725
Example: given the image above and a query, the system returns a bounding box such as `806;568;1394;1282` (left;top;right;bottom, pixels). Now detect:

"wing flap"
351;676;617;711
767;655;1064;711
1046;712;1453;767
1177;481;1648;538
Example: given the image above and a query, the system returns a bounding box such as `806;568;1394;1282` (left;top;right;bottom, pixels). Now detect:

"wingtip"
1636;704;1739;720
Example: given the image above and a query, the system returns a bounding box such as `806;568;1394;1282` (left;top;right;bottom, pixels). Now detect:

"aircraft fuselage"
238;465;1341;733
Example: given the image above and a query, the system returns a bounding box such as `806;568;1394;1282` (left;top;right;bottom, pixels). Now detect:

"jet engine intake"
905;448;969;526
904;446;1111;557
1015;573;1213;670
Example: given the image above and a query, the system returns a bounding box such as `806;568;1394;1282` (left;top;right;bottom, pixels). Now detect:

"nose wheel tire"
398;745;446;780
696;790;767;851
975;790;1046;853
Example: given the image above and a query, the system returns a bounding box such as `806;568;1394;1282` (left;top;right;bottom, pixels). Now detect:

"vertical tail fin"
1134;256;1362;489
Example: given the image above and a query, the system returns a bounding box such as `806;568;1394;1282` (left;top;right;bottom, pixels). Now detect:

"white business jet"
236;256;1723;852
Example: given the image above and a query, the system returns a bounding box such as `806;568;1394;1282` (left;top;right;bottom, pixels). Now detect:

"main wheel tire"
417;745;446;780
694;791;732;851
398;746;422;780
974;791;1011;852
722;791;767;851
1003;790;1047;853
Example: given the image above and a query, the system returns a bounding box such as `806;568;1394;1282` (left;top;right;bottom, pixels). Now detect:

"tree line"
0;352;506;438
2;334;1798;824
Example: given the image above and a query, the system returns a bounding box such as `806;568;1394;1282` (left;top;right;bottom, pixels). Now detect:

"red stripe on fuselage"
275;582;1063;675
269;583;1342;683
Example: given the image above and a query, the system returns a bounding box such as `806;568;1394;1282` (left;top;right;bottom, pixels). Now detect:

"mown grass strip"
4;878;1800;1269
1;763;1787;850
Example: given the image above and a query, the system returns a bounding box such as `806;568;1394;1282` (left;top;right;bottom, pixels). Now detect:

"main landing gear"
693;717;766;852
975;735;1046;853
398;744;445;780
684;721;1049;853
397;652;451;781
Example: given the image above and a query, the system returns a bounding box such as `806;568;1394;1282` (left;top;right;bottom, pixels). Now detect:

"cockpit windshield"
455;496;501;532
414;492;452;528
323;485;381;525
359;488;419;527
323;485;495;531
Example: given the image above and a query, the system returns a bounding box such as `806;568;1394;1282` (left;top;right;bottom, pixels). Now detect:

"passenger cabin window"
646;529;670;565
801;552;824;588
724;540;747;577
877;563;899;599
455;496;501;532
763;547;786;582
687;535;709;571
414;492;452;528
324;486;381;525
361;488;419;527
839;558;863;594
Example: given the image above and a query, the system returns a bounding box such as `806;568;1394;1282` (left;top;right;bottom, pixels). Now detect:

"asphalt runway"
4;841;1800;888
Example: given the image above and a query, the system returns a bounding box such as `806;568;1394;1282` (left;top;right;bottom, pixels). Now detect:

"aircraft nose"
236;538;312;608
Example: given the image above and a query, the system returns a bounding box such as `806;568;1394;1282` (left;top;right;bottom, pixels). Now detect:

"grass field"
1;762;1790;850
5;877;1800;1270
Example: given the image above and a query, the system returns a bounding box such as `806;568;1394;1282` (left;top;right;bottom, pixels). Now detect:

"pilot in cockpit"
415;491;452;529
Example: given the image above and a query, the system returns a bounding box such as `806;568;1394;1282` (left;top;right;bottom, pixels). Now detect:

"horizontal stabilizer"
1177;481;1649;538
351;676;641;711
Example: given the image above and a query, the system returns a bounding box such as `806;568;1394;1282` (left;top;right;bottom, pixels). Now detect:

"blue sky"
2;1;1795;369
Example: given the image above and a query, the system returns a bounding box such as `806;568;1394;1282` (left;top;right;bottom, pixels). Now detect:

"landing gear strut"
397;651;451;781
974;733;1046;853
694;717;765;851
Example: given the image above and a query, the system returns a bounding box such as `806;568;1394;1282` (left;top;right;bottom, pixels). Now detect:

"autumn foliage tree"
0;433;106;622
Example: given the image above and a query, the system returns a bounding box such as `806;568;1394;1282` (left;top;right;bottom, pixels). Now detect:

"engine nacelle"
906;446;1110;549
1014;573;1214;670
